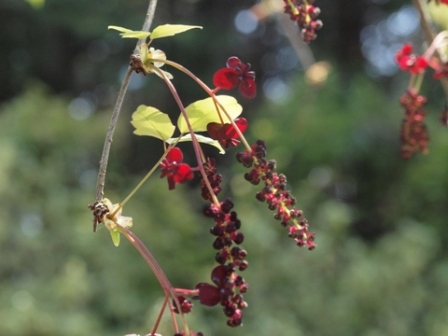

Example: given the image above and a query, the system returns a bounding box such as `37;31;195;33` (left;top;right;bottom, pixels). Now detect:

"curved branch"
94;0;159;205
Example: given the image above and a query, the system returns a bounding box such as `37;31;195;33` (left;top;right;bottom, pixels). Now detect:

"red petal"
226;56;242;69
211;265;227;287
167;176;176;190
213;68;239;90
223;118;248;139
166;147;183;163
239;78;256;99
207;122;224;140
173;163;194;184
196;283;221;306
401;43;413;55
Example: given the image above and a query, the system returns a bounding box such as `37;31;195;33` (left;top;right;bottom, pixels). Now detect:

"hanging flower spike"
283;0;323;43
213;57;256;99
160;147;194;190
207;118;248;149
236;140;316;250
399;89;429;158
395;43;428;74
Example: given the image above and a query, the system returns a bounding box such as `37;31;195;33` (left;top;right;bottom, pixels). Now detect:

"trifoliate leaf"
150;24;202;40
177;96;243;133
131;105;175;141
110;231;121;247
166;134;226;154
108;26;151;39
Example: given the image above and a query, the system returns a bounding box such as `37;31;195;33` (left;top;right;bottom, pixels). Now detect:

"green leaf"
166;134;225;154
108;26;151;39
131;105;175;141
150;24;202;40
110;231;121;247
177;96;243;133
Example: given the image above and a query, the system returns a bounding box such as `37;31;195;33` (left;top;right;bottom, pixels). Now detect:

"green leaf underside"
177;96;242;134
110;231;120;247
150;24;203;40
166;134;225;154
108;26;151;39
131;105;175;141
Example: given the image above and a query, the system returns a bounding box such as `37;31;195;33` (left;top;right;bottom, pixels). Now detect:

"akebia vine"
89;2;320;336
395;0;448;158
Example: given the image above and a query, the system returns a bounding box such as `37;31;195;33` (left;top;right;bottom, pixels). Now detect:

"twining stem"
153;67;221;207
119;136;182;209
412;0;448;97
150;294;169;336
94;0;159;203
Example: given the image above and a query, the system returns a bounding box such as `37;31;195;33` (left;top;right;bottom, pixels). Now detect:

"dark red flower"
395;44;428;74
213;57;256;99
207;118;248;149
160;147;194;190
172;295;193;314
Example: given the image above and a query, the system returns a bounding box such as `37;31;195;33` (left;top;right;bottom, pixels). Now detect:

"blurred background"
1;0;448;335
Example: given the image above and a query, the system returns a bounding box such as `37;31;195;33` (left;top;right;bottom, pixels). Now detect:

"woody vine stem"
94;0;158;204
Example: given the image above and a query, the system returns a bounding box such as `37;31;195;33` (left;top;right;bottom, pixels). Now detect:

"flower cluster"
395;44;427;74
207;118;248;149
236;140;315;249
199;158;223;201
283;0;323;43
394;37;448;158
399;89;429;159
160;147;194;190
213;57;256;99
172;296;193;314
197;199;248;327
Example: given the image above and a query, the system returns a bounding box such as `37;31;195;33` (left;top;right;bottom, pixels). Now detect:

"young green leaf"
177;96;243;134
108;25;151;39
131;105;175;141
166;134;226;154
110;231;121;247
150;24;202;40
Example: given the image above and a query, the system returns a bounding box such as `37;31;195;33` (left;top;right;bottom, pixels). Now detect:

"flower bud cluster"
200;158;223;201
203;199;247;270
399;89;429;159
197;199;248;327
172;296;193;314
283;0;323;43
236;140;315;250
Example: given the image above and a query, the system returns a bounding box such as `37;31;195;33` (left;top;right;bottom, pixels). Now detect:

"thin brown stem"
94;0;159;204
118;226;190;334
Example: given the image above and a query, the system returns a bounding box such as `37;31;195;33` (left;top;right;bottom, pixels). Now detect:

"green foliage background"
1;1;448;336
